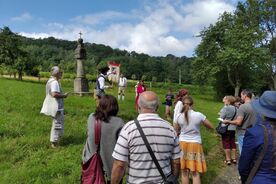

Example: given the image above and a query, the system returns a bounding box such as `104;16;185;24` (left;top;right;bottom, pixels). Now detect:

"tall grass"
0;77;224;184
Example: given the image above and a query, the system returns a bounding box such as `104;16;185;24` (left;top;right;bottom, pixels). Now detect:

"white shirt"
49;77;64;111
173;101;183;123
175;110;206;144
98;74;109;90
50;79;61;93
118;77;127;87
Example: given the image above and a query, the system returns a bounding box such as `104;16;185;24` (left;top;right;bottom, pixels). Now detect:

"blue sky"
0;0;239;57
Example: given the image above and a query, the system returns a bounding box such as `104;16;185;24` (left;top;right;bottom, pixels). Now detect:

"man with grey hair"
111;91;180;184
41;66;69;148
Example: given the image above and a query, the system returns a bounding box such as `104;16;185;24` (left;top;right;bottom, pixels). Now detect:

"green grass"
0;77;225;184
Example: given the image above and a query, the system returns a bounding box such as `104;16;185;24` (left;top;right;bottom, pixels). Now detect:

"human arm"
111;159;126;184
223;116;243;126
173;123;181;136
171;158;180;177
50;80;68;98
202;119;213;129
51;92;68;98
98;77;110;89
223;105;244;126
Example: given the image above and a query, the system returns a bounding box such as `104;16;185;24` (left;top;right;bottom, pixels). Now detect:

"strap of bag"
245;124;268;184
223;107;237;128
94;119;101;152
134;119;168;183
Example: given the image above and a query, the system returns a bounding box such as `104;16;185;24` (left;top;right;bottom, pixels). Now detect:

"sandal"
224;160;231;165
231;159;237;164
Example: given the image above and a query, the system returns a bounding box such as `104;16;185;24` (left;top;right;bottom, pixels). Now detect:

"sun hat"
251;90;276;119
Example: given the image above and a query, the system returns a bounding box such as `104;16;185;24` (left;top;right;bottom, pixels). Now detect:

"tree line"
0;0;275;98
0;27;192;84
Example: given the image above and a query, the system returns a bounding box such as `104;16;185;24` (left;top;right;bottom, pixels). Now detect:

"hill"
1;26;193;84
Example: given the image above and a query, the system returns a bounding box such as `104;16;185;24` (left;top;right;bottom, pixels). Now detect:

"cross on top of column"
79;32;82;39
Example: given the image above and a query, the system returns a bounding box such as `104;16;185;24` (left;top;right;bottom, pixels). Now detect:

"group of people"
41;66;276;183
219;89;276;183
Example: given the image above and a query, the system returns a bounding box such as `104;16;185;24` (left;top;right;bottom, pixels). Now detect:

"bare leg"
192;171;201;184
181;169;189;184
231;149;237;163
224;149;231;161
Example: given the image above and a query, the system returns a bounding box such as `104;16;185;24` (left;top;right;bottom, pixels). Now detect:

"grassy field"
0;77;225;184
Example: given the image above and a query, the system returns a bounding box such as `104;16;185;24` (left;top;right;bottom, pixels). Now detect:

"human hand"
223;119;230;124
64;92;70;98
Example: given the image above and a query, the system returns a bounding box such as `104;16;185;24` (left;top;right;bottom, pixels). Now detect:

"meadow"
0;77;225;184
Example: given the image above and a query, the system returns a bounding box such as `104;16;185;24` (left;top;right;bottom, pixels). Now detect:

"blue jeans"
237;135;244;155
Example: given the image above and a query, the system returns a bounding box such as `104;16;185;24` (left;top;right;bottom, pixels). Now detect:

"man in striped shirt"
111;91;180;184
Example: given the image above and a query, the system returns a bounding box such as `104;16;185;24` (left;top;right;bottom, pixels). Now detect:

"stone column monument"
74;33;89;95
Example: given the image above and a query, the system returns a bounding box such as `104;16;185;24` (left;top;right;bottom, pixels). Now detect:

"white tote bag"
40;94;58;117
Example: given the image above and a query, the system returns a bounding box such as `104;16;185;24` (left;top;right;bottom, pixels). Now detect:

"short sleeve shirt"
112;113;180;184
175;110;206;143
236;102;256;135
48;77;63;110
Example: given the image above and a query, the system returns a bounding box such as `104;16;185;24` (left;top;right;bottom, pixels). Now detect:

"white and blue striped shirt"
112;113;180;184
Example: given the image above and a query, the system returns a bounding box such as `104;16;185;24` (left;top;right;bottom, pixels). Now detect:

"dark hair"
94;95;119;122
241;89;253;99
268;118;276;170
181;96;193;125
99;66;109;75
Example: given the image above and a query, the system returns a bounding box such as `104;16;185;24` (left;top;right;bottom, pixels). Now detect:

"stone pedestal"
74;77;89;94
73;38;91;96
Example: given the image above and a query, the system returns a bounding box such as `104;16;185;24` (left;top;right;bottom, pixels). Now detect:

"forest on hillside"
0;1;275;98
0;29;193;84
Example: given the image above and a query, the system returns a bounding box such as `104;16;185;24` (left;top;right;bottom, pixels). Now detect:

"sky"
0;0;240;57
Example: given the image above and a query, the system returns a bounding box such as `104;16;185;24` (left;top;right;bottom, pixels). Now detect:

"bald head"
138;91;159;113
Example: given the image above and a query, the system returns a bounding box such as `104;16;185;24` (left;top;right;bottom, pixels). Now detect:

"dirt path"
213;163;241;184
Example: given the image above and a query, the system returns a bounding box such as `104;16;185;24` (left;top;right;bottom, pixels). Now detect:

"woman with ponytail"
173;96;213;184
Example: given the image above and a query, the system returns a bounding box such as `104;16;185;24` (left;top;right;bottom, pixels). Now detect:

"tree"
194;4;269;97
0;26;30;80
246;0;276;90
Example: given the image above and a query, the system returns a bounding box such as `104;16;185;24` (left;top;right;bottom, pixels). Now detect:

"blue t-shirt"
165;93;174;106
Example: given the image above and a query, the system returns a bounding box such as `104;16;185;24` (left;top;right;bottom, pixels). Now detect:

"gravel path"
213;162;241;184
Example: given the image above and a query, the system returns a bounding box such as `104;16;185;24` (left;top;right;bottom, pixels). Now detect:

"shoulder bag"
81;120;106;184
134;119;179;184
216;107;236;135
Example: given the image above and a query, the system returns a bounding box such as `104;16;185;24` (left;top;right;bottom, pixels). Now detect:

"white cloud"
11;12;33;22
71;11;138;26
179;0;235;33
19;0;236;57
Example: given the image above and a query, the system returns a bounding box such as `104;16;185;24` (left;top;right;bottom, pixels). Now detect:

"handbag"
40;94;58;117
81;120;106;184
216;107;236;135
134;119;179;184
